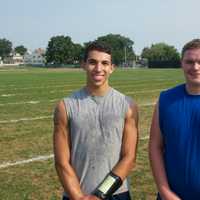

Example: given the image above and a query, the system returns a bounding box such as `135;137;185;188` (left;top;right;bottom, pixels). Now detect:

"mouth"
92;74;104;81
189;72;200;77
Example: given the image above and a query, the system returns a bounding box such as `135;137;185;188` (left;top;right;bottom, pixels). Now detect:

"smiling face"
83;50;114;91
181;48;200;93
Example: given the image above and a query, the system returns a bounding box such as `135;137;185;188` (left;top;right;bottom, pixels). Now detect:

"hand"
79;194;101;200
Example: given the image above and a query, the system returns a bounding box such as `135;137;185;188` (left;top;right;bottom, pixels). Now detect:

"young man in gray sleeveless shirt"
53;41;138;200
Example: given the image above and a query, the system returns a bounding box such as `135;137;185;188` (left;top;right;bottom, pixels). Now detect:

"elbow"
149;142;163;156
148;143;164;167
130;156;137;170
126;154;137;171
54;160;62;172
54;158;73;177
54;159;67;173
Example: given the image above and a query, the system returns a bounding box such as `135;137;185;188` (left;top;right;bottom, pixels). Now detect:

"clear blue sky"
1;0;200;54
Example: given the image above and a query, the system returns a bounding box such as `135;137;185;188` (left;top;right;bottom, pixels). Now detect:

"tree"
46;35;74;65
14;45;27;56
73;43;84;63
86;34;135;66
0;38;12;59
141;43;180;68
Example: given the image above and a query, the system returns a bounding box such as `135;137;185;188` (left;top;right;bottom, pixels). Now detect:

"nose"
193;62;200;70
95;62;103;71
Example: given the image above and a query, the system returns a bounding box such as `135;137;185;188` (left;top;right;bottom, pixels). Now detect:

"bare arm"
112;100;139;180
53;100;84;200
149;103;181;200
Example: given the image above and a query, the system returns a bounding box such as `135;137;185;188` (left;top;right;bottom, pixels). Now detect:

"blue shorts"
62;191;131;200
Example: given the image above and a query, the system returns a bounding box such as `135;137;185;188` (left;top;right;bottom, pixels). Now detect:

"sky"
1;0;200;54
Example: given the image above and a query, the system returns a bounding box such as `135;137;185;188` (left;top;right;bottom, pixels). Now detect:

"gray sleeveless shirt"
63;87;131;196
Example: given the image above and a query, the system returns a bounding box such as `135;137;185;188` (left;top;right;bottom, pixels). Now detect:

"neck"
85;84;111;96
186;84;200;95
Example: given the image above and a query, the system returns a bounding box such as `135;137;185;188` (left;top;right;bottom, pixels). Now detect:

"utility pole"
124;46;127;67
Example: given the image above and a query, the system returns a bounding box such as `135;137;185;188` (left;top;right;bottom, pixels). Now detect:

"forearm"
53;102;86;200
112;100;138;181
149;147;174;199
111;155;135;181
149;104;181;200
55;163;84;200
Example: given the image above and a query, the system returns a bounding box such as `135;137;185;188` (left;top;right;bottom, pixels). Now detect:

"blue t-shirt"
159;84;200;199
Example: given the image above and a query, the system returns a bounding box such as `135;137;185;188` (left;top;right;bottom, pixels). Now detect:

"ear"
180;58;184;70
80;60;86;70
110;64;115;74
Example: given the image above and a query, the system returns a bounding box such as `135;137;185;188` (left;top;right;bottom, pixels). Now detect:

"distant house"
24;48;45;66
0;57;3;65
3;52;24;65
12;53;24;64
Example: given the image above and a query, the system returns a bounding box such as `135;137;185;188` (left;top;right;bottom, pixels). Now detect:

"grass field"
0;67;184;200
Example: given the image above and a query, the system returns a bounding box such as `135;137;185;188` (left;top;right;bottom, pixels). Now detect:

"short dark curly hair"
83;41;112;62
182;39;200;58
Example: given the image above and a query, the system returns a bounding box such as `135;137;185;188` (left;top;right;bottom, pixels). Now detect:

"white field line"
0;154;54;169
0;101;155;107
0;114;150;169
0;102;155;124
0;89;157;107
0;89;72;101
0;136;150;169
0;84;83;91
140;136;149;140
1;94;16;97
0;116;52;124
0;99;59;106
140;102;156;107
126;88;165;95
50;89;73;94
49;98;60;102
1;79;161;91
0;101;41;106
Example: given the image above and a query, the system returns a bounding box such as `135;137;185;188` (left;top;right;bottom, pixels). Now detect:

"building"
24;48;45;66
0;57;3;65
2;52;24;65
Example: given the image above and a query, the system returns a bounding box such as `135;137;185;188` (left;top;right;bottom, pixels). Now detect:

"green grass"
0;67;184;200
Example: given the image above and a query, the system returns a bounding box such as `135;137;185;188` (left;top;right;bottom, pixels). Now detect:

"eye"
102;61;110;66
88;59;97;65
185;60;195;65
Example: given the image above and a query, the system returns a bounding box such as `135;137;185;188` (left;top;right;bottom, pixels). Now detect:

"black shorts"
156;193;161;200
62;191;132;200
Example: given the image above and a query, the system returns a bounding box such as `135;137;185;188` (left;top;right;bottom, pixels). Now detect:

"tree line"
0;34;180;67
0;38;27;59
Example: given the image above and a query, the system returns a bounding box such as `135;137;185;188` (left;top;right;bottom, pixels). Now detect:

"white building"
12;53;24;64
24;48;45;66
2;52;24;65
0;57;3;65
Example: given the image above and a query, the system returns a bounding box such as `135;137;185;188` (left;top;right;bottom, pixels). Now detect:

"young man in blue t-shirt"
149;39;200;200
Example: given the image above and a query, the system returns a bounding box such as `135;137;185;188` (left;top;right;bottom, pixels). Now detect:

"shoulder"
63;88;83;106
112;88;136;103
64;88;84;100
158;84;185;118
160;84;185;97
111;88;124;97
112;88;138;111
63;88;88;106
159;84;185;107
53;100;67;126
123;95;138;123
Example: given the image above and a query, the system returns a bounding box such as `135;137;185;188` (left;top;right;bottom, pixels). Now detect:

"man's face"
83;50;114;88
181;48;200;88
